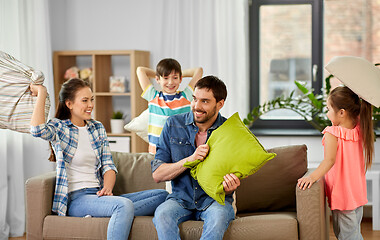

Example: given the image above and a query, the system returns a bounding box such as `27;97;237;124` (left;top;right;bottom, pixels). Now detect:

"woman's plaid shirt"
30;118;117;216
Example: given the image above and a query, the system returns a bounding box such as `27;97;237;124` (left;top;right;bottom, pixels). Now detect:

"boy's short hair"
156;58;182;78
194;76;227;102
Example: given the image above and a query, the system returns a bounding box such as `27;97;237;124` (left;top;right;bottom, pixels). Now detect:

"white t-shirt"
66;126;100;192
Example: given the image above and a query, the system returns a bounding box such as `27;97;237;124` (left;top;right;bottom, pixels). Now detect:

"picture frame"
109;76;128;93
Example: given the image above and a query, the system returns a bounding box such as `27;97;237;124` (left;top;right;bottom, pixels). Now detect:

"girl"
30;78;168;240
297;86;374;240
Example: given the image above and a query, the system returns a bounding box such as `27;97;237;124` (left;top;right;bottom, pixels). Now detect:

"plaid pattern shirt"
30;118;117;216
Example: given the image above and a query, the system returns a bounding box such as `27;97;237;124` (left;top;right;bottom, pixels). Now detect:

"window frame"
249;0;324;133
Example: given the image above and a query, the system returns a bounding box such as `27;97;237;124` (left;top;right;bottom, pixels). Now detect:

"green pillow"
184;112;276;205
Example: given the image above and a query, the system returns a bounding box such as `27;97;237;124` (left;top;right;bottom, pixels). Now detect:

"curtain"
0;0;55;238
149;0;249;118
215;0;249;117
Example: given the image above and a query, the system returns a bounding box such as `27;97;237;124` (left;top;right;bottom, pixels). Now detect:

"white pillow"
124;109;149;143
325;56;380;107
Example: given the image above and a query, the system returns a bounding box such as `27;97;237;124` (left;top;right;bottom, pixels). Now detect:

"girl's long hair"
48;78;92;161
360;99;374;170
329;86;374;170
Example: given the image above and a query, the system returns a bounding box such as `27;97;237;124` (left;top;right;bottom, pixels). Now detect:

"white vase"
110;119;125;134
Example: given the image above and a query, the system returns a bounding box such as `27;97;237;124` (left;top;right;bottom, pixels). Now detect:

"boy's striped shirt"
142;84;193;154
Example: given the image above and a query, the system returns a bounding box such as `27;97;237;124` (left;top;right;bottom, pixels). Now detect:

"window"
249;0;323;132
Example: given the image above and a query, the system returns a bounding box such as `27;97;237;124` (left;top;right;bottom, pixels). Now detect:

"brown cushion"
236;144;308;213
111;152;165;195
178;213;298;240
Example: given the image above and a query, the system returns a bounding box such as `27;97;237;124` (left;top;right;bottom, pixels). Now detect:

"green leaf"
247;113;253;121
112;111;124;119
295;81;309;94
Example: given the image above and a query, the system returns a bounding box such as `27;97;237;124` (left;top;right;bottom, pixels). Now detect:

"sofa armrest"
296;170;328;240
25;171;56;240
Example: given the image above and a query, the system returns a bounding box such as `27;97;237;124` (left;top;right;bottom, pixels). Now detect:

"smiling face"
65;87;94;126
156;70;182;94
191;87;224;129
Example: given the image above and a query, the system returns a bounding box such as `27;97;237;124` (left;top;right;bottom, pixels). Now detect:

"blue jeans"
120;189;168;216
153;198;235;240
67;188;168;240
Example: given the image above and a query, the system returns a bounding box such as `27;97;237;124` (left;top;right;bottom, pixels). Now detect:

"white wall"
49;0;217;75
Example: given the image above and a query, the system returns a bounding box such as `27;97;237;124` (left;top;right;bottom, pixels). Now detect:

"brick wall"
324;0;380;86
258;0;380;92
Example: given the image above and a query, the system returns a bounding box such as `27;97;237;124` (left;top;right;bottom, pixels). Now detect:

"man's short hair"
156;58;182;78
194;75;227;102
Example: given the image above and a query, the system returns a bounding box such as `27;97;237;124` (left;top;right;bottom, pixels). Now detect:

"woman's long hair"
55;78;91;119
329;86;374;170
48;78;92;161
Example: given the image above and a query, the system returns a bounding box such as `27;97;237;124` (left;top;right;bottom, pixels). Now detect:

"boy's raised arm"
183;67;203;89
136;66;156;91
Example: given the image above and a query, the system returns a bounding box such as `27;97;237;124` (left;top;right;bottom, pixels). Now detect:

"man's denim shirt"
152;111;233;210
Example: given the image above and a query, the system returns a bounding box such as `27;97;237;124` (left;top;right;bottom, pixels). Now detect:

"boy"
136;58;203;154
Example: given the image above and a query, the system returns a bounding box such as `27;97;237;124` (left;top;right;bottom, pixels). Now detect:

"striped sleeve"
182;85;194;102
141;84;158;102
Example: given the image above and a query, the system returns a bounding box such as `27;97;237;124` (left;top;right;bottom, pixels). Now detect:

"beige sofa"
26;144;328;240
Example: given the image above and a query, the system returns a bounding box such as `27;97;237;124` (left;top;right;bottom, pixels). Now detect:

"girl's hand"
297;176;316;190
30;84;47;97
223;173;240;194
96;187;113;197
189;144;209;162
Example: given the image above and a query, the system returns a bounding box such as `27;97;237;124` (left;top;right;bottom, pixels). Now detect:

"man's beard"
192;106;217;124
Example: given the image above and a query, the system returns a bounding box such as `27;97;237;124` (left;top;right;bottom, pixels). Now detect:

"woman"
30;78;167;239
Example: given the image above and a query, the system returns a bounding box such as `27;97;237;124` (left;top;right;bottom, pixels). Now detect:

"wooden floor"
8;218;380;240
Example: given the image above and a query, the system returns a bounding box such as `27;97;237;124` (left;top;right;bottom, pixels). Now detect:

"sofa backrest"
235;144;308;214
111;152;166;196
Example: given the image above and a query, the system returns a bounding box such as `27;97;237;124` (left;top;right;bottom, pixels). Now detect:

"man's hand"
223;173;240;195
189;144;209;162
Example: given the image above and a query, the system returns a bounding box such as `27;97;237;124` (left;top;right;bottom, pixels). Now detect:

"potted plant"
243;74;380;133
110;110;125;134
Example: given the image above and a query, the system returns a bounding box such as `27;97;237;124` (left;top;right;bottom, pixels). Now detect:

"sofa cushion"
178;212;298;240
226;212;298;240
111;152;165;196
236;144;308;213
325;56;380;107
43;213;298;240
124;109;149;143
43;215;108;240
184;113;276;205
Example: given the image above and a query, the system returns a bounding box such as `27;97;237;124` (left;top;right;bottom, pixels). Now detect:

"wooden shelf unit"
53;50;149;153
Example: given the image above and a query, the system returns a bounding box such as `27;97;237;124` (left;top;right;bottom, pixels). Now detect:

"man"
151;76;240;240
